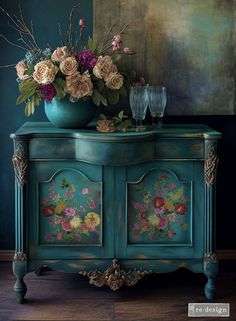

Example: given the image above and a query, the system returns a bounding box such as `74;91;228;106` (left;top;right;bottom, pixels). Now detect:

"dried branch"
66;3;80;51
0;4;39;52
98;24;129;55
58;23;64;46
0;63;17;68
0;33;29;51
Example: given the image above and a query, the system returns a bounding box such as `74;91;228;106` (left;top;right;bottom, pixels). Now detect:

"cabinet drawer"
29;138;204;163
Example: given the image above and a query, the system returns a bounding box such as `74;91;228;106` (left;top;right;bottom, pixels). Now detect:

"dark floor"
0;262;235;321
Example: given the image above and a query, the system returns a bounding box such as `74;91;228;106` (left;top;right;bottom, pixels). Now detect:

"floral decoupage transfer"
40;170;102;244
128;170;191;244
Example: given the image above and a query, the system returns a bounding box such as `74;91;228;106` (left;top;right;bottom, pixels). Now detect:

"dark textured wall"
0;0;93;250
0;0;235;251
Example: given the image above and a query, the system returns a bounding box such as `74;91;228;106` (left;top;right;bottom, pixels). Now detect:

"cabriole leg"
13;252;27;303
204;252;218;300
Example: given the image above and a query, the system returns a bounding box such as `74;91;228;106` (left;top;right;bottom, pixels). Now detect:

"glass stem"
158;117;163;128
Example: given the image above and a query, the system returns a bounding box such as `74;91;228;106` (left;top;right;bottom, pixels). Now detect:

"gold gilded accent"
13;252;27;261
79;259;151;291
190;143;203;152
204;252;218;263
12;143;27;186
204;144;219;186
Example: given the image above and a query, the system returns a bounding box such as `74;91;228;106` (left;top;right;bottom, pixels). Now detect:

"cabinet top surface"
11;122;221;140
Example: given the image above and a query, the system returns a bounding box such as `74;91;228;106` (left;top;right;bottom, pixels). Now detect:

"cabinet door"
28;161;114;259
115;161;204;259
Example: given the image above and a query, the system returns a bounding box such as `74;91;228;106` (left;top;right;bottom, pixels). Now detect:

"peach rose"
66;71;93;98
93;56;117;79
105;72;124;90
15;60;29;80
59;57;78;76
51;46;69;62
33;60;58;85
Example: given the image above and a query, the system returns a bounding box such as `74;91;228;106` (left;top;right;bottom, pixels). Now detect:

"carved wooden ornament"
79;259;150;291
204;144;219;187
12;143;27;186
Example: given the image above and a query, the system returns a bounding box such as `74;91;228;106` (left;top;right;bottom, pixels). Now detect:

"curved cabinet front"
11;122;221;301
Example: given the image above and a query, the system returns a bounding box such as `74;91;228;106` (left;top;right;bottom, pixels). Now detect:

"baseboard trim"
0;250;14;261
0;250;235;261
217;250;236;260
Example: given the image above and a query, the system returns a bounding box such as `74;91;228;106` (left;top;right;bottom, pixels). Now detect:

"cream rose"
105;72;124;90
15;60;29;80
66;71;93;98
33;60;58;84
93;56;117;79
51;46;69;62
60;57;78;76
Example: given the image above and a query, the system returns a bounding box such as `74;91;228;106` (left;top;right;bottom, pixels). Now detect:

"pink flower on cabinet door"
45;231;54;241
89;199;96;209
157;219;168;229
56;231;62;240
61;221;72;231
82;187;89;195
167;229;174;238
64;207;76;217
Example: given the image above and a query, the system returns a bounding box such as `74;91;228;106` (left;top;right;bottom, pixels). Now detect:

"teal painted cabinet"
11;122;221;303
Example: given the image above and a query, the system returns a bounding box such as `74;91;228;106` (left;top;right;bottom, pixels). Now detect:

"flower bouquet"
0;4;132;120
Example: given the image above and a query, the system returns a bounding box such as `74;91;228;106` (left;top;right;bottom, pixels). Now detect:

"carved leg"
14;276;27;304
13;252;27;303
204;252;218;300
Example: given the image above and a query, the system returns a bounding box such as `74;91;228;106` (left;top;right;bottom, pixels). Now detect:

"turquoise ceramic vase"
44;97;97;129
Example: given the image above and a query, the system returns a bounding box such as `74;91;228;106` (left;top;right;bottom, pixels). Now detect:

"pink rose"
61;221;72;231
64;207;76;217
123;47;131;54
113;34;122;43
82;188;89;195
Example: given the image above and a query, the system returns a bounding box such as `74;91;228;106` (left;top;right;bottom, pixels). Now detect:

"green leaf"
26;64;34;76
33;92;41;108
97;79;105;92
87;36;97;52
24;99;34;117
119;85;127;98
19;77;38;94
91;89;101;106
54;78;66;100
16;86;37;105
100;94;107;107
24;93;41;116
107;90;119;105
111;54;121;63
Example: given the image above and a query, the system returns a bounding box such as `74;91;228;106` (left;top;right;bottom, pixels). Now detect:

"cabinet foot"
12;252;28;303
14;277;27;303
204;252;218;300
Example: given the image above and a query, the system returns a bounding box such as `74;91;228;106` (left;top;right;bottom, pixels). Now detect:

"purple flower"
45;231;54;242
39;84;57;102
64;207;76;217
64;190;74;199
76;50;97;70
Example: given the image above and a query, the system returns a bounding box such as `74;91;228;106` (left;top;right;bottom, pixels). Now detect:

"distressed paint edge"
1;250;236;261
